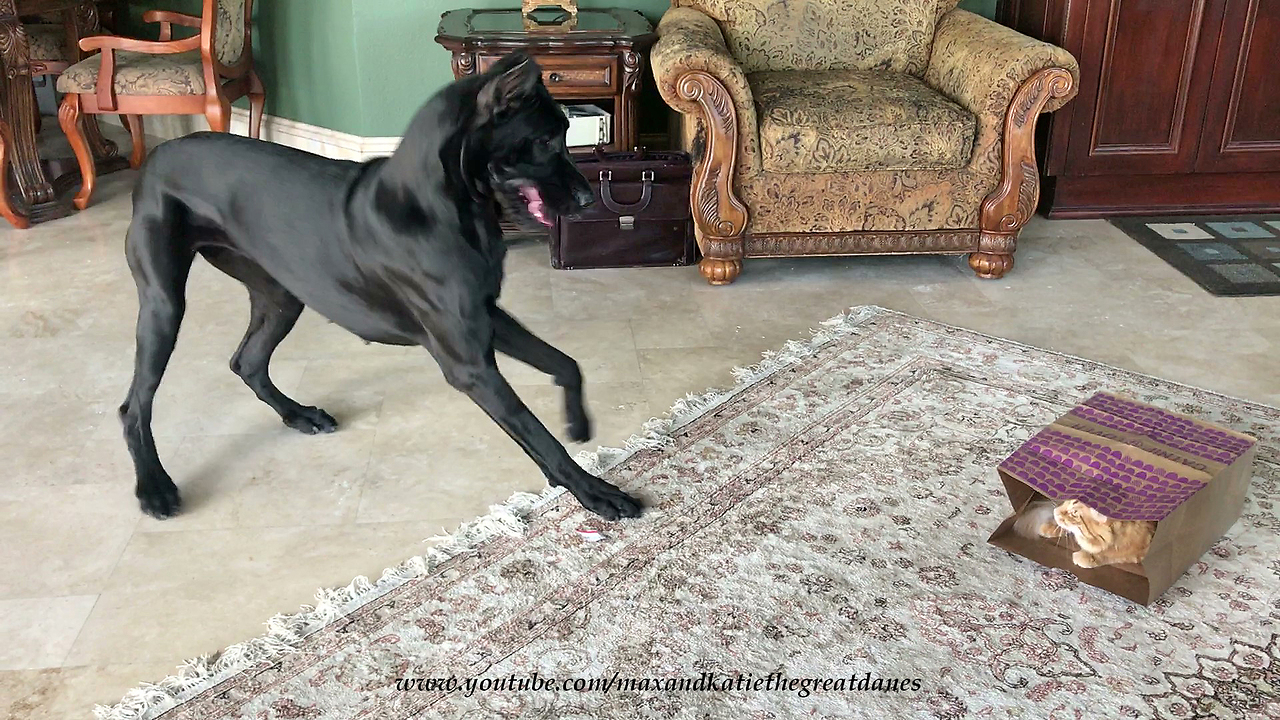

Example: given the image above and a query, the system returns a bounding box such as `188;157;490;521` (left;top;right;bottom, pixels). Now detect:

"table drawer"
477;54;618;94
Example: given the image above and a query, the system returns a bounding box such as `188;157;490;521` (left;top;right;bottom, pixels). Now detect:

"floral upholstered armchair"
652;1;1079;285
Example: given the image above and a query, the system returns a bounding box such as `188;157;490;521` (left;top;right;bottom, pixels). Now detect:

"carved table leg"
973;67;1075;279
0;119;29;229
0;10;67;225
676;71;748;286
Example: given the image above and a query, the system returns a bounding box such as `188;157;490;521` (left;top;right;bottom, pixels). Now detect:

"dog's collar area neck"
457;137;489;202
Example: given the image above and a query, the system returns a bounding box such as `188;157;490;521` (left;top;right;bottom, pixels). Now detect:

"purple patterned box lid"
998;393;1256;521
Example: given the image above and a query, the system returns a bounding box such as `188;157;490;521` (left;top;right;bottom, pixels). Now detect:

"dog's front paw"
137;476;182;519
570;476;641;521
283;406;339;435
566;412;592;444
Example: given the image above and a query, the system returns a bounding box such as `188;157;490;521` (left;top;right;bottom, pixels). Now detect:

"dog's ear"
476;52;541;120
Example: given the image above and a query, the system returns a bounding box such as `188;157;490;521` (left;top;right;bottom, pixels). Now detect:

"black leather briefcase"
550;149;696;269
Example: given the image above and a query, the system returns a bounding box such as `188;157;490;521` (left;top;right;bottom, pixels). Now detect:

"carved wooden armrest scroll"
674;70;748;263
977;66;1075;255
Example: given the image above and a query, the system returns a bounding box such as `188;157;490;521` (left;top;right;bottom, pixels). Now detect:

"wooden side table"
435;8;655;153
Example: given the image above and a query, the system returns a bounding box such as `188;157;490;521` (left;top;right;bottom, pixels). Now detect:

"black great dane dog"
118;53;642;521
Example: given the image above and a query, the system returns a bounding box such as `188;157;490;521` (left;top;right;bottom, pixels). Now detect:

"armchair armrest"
652;9;759;169
925;10;1078;123
925;10;1079;279
142;10;202;42
651;8;754;281
79;34;200;55
652;10;754;126
74;33;200;113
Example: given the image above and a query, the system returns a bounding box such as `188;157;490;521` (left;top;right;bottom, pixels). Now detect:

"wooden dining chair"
55;0;264;210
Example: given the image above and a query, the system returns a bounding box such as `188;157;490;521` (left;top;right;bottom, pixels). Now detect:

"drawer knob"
548;71;563;83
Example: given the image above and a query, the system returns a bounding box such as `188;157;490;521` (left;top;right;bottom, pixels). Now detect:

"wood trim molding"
1089;0;1206;156
745;230;980;257
1045;171;1280;218
1218;0;1280;154
674;70;748;285
974;66;1076;278
97;108;404;161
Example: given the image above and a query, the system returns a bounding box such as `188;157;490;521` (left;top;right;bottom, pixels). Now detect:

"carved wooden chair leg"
698;232;745;285
248;71;266;139
58;95;96;211
699;256;743;285
124;115;146;169
969;244;1015;279
0;121;32;230
204;95;232;133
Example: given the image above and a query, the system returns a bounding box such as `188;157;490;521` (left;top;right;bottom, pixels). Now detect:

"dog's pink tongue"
519;185;551;227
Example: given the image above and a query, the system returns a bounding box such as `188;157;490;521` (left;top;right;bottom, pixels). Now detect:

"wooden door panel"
1195;0;1280;172
1067;0;1225;175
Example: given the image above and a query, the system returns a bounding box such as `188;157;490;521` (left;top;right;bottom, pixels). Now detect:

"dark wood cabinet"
999;0;1280;217
1196;0;1280;174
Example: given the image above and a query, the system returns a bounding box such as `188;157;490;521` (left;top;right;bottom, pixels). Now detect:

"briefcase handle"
599;170;653;214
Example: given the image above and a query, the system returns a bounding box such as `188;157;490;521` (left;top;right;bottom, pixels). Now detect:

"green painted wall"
351;0;669;137
130;0;998;137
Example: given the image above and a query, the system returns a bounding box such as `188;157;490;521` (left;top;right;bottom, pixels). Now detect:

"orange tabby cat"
1012;499;1157;568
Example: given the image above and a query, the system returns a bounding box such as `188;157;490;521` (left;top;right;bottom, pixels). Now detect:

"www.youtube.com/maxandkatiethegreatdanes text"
394;672;923;699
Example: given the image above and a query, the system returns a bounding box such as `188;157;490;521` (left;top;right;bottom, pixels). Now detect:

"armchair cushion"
26;24;67;63
750;70;976;174
57;51;205;95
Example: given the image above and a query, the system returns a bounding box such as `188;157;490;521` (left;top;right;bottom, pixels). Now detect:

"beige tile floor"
2;163;1279;718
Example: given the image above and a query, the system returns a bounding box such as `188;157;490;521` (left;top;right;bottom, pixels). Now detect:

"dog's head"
469;53;594;228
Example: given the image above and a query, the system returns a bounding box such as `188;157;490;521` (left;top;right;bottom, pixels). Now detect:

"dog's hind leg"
121;214;194;519
489;305;591;443
200;248;338;435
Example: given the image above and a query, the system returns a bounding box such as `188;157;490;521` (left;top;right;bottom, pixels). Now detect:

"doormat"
1110;214;1280;296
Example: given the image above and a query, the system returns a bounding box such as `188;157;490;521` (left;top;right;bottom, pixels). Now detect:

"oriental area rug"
100;307;1280;720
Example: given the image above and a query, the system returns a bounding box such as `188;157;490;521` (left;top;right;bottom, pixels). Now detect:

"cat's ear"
1085;506;1109;523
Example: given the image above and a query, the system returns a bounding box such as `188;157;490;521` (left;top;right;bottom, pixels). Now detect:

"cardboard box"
988;392;1256;604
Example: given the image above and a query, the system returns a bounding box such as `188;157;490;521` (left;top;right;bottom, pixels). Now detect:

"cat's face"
1053;500;1113;553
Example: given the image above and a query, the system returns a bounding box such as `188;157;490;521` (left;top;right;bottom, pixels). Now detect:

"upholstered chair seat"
750;70;977;174
58;51;206;95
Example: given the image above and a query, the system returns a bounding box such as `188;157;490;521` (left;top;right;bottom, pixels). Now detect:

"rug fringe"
92;488;560;720
95;305;889;720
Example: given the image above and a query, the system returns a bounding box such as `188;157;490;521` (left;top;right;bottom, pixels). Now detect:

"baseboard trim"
100;108;402;162
1044;172;1280;218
